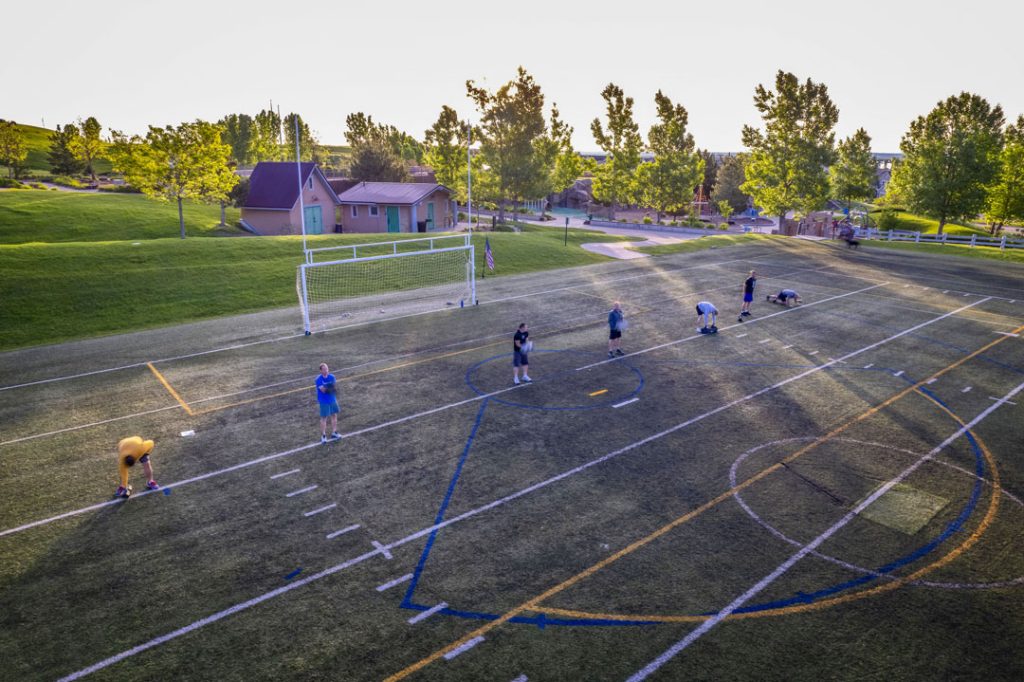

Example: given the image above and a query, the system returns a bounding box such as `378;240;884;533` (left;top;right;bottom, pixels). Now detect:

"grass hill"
0;121;114;176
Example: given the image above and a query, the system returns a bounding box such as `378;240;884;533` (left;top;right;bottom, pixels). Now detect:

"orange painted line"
384;322;1024;681
589;389;609;397
147;363;194;416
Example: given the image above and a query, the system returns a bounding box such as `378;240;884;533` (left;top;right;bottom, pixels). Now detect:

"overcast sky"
4;0;1022;153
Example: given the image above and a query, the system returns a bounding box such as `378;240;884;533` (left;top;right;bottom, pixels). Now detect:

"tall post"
294;115;308;254
466;120;472;234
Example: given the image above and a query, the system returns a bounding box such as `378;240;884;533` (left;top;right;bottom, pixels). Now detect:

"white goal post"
296;234;476;334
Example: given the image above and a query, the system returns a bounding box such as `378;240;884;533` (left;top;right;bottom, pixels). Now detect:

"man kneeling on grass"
767;289;802;307
115;436;159;498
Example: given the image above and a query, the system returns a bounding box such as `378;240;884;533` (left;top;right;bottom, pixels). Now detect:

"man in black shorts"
513;322;532;385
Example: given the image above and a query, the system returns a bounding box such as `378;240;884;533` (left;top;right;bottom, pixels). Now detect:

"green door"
386;206;400;232
304;205;323;235
426;202;435;230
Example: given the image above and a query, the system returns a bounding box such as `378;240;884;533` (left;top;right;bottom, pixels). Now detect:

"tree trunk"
937;216;946;235
220;201;227;227
498;199;506;226
779;212;786;235
178;197;186;239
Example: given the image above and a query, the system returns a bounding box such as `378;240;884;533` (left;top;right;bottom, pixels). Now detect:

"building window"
308;177;313;189
351;206;359;218
369;205;379;217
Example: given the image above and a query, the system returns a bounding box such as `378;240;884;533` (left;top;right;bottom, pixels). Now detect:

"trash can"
417;221;427;233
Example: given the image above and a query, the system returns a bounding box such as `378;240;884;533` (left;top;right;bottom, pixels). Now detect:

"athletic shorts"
513;351;528;367
609;329;622;340
319;400;340;418
743;292;753;303
778;292;791;301
125;453;150;466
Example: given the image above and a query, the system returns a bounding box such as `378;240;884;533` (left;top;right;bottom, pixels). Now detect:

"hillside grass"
870;208;987;236
0;122;113;175
0;190;243;243
0;227;633;350
632;233;778;255
857;238;1024;264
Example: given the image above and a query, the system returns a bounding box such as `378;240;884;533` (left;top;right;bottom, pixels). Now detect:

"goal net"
296;235;476;334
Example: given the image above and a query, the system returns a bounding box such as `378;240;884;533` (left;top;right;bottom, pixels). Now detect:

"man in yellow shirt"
115;436;160;498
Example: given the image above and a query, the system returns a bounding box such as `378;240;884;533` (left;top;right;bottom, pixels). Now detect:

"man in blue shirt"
513;323;532;385
696;301;718;333
608;301;625;358
315;362;341;444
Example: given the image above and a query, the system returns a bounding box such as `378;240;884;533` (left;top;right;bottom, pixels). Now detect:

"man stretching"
767;289;802;307
695;301;718;334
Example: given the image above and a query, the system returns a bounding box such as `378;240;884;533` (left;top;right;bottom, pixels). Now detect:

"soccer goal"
296;234;476;334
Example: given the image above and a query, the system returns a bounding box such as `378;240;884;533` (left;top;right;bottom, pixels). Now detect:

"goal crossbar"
305;234;471;264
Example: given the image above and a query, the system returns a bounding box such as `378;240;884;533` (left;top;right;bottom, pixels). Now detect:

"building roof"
244;162;340;209
337;182;450;206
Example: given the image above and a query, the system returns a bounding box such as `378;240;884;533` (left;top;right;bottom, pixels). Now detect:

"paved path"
522;216;702;260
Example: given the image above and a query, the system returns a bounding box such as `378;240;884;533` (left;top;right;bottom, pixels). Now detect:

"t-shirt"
513;329;528;352
118;436;154;459
315;373;337;404
608;309;623;330
779;289;797;299
744;277;756;294
696;301;717;314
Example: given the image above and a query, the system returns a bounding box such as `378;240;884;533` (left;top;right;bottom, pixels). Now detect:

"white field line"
2;255;771;393
285;486;317;498
807;267;1020;300
781;345;794;350
52;299;989;681
376;573;413;592
996;332;1020;337
269;469;300;480
575;283;888;371
625;377;1024;681
894;370;905;377
511;676;528;682
372;540;393;560
926;378;938;384
1;266;825;448
808;350;819;356
407;602;448;625
863;363;874;369
443;636;485;661
757;339;770;344
303;504;337;517
963;386;973;393
1;297;989;540
612;398;640;409
989;396;1017;405
734;333;748;338
327;524;361;540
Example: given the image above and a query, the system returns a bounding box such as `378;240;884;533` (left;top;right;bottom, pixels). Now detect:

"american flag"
485;237;494;271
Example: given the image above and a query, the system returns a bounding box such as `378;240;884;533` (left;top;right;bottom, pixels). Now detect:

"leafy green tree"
467;66;548;223
741;71;838;228
830;128;877;212
109;120;238;239
634;91;704;222
717;199;734;223
711;154;749;213
346;113;422;165
283;113;320;163
698;149;719;201
219;114;255;166
251;109;284;162
590;83;643;218
528;104;584;218
985;115;1024;234
888;92;1004;234
76;117;105;183
48;123;85;176
423;105;468;200
0;120;28;179
349;142;409;182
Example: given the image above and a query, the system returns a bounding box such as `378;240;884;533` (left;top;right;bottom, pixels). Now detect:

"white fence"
853;228;1024;250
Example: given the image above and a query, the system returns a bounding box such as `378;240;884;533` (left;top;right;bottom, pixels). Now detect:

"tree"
590;83;643;218
349;142;409;182
76;117;105;183
985;115;1024;235
888;92;1004;234
717;199;734;223
0;120;28;179
633;91;704;222
711;154;749;213
698;149;719;201
547;107;591;207
346;113;422;165
219;114;255;166
830;128;877;213
741;71;838;229
251;109;284;162
423;105;468;200
283;113;320;163
466;66;548;223
48;123;85;176
109;120;238;239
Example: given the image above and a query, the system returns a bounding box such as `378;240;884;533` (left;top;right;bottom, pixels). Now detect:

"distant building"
336;182;455;233
240;162;340;235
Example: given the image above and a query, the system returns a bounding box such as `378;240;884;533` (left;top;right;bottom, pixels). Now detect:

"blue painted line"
284;568;303;581
401;399;490;609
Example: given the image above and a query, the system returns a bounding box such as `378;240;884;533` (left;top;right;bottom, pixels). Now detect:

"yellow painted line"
147;363;194;416
589;389;609;397
384;322;1024;681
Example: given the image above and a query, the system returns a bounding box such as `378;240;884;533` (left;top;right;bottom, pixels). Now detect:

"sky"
4;0;1022;153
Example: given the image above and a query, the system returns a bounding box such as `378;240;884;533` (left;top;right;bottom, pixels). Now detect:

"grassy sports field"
1;238;1022;681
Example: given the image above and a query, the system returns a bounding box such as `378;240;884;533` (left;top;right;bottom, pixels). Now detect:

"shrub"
877;209;900;231
0;178;26;189
719;223;730;230
457;212;467;221
51;175;85;189
98;184;141;193
642;216;653;224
